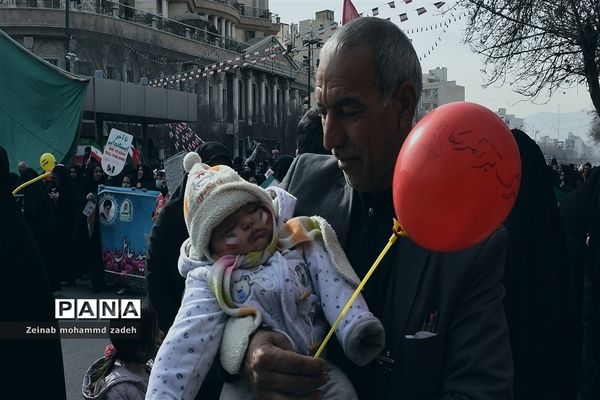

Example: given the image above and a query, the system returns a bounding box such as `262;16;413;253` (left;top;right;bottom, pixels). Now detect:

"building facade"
496;108;524;130
0;0;308;159
418;67;465;119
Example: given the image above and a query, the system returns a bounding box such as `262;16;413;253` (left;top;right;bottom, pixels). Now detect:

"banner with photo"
98;186;159;281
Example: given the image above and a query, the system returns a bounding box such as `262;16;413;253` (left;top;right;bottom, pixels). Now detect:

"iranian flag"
74;144;103;165
128;144;142;166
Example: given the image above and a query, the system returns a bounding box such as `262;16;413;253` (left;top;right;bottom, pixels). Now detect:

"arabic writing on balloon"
447;128;520;200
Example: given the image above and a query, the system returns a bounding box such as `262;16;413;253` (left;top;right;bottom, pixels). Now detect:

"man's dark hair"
296;107;328;155
103;199;112;209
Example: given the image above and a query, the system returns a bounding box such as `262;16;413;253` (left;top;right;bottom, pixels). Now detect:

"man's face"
315;47;414;193
210;203;273;258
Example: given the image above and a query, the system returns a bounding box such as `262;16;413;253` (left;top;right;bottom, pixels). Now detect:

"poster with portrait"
98;186;159;282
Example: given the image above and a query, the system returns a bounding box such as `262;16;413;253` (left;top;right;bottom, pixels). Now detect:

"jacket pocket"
389;331;447;399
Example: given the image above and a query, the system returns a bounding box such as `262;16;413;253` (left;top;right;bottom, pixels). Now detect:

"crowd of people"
1;16;599;400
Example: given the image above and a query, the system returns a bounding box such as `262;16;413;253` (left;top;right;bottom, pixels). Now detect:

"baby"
147;152;384;399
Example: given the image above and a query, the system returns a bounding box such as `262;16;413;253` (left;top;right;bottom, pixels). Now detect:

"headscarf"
52;165;77;202
274;155;294;182
503;129;577;399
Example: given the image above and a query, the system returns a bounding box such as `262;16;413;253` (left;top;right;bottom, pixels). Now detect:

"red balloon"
393;102;521;252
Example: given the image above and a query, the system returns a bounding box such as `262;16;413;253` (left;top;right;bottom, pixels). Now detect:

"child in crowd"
121;174;134;188
82;306;163;400
147;152;385;399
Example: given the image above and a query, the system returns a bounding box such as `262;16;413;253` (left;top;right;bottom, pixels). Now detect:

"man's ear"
392;81;417;133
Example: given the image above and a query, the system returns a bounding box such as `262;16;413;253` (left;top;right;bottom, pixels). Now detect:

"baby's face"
210;203;273;258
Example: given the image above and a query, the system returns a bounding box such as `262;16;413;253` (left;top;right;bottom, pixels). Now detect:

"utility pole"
303;38;321;108
65;0;71;72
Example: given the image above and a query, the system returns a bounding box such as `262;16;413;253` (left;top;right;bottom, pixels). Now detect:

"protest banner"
98;186;159;286
101;129;133;176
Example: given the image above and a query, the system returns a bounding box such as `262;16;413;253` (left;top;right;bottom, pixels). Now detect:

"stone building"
0;0;308;160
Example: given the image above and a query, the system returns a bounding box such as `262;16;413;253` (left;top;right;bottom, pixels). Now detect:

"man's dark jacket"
281;154;513;400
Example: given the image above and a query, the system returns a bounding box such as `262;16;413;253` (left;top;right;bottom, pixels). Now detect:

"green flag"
0;29;89;173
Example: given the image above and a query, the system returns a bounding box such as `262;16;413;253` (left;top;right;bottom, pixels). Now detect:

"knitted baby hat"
182;152;274;261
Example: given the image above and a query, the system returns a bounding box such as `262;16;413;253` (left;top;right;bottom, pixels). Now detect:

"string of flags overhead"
124;42;205;66
363;0;447;22
148;1;461;87
149;45;285;87
405;11;466;34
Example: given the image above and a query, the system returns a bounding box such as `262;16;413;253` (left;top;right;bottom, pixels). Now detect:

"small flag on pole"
399;13;408;22
342;0;360;25
417;7;427;15
372;7;379;16
388;1;395;8
434;2;445;8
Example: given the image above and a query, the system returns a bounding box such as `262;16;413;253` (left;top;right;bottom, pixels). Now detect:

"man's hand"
244;330;329;400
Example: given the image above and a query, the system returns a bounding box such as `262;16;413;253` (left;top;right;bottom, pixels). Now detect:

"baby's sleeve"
305;242;385;366
146;268;227;400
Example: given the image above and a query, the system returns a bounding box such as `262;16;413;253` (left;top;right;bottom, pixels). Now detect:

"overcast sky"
269;0;593;121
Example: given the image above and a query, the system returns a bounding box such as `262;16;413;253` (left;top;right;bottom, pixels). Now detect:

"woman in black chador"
73;163;107;291
0;146;67;399
50;164;79;285
502;129;578;400
19;167;62;292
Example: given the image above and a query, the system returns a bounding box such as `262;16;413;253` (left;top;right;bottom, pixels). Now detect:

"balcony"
190;0;278;35
0;0;249;52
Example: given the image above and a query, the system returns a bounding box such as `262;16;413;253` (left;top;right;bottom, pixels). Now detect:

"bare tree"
460;0;600;116
590;112;600;143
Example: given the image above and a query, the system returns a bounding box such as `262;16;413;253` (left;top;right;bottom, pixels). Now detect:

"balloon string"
12;171;51;195
314;219;406;359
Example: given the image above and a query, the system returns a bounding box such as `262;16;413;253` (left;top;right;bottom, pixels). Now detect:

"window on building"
126;70;134;83
106;66;115;79
432;89;438;99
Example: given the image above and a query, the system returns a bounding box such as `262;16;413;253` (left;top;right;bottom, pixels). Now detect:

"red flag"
342;0;360;25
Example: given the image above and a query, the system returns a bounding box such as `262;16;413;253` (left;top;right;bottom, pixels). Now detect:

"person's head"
109;306;161;363
209;202;273;258
274;155;294;182
182;152;275;262
197;141;232;167
92;305;162;384
69;165;79;180
17;161;28;174
122;174;133;188
93;165;104;181
316;17;421;193
245;160;256;173
583;162;592;177
51;164;71;188
137;165;144;179
296;107;328;155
